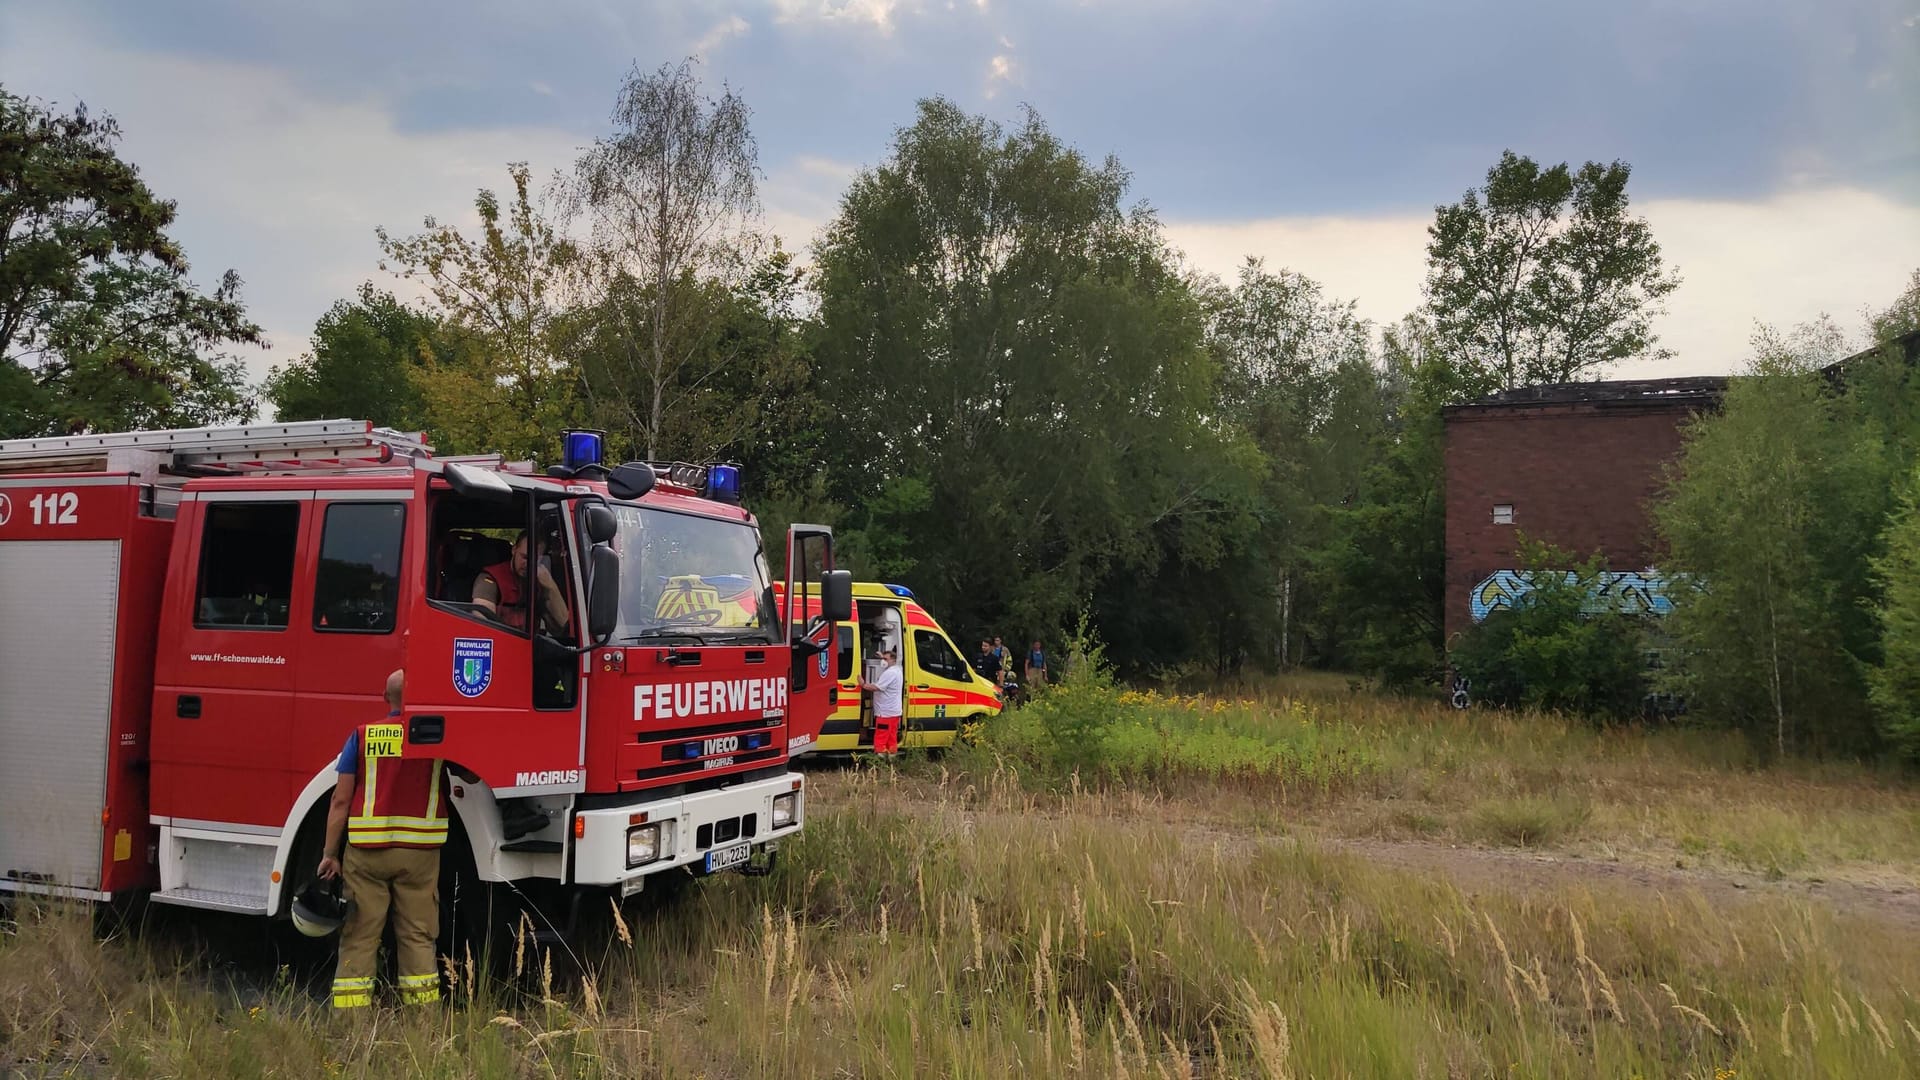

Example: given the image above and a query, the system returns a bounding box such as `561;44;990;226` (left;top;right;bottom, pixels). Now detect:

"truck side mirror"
587;544;619;643
821;570;853;623
583;502;617;545
607;463;655;501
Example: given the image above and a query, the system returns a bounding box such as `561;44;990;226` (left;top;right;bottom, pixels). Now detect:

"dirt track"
848;766;1920;933
1312;834;1920;933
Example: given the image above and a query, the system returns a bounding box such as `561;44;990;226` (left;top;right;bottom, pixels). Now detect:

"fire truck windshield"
608;504;777;643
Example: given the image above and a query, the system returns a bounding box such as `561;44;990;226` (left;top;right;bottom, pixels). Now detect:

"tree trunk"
648;369;664;460
1279;569;1293;670
1765;571;1786;759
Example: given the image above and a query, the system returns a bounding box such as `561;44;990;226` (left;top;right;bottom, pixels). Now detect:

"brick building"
1441;377;1726;645
1440;331;1920;652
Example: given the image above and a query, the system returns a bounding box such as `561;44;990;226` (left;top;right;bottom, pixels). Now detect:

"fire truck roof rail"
0;419;439;477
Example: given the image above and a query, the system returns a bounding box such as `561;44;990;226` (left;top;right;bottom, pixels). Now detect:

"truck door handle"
913;684;931;691
176;695;201;719
409;715;445;745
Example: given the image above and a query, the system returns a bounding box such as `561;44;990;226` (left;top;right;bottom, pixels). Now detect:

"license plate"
704;843;751;874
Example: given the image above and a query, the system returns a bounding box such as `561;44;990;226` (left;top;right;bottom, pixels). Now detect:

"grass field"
5;677;1919;1078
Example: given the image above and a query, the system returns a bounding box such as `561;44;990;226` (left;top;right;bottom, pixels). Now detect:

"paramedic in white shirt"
861;646;905;755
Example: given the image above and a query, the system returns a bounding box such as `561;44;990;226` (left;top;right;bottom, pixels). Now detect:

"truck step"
499;839;563;854
151;887;270;914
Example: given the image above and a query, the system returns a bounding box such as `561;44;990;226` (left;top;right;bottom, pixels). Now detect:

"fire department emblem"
453;637;494;698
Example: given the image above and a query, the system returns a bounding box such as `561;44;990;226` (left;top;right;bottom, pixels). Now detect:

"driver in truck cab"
472;530;570;634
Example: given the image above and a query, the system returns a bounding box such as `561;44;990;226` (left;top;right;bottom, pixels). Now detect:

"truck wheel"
623;867;693;919
272;812;349;984
438;820;509;982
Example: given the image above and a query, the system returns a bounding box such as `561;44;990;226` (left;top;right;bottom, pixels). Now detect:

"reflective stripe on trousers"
397;972;441;1005
331;976;373;1009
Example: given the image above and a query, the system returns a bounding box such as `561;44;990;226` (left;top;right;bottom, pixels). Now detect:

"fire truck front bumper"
571;772;804;891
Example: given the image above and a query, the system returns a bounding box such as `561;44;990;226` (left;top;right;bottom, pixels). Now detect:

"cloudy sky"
3;0;1916;387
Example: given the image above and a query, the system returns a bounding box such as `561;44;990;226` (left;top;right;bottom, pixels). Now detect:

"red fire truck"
0;420;850;942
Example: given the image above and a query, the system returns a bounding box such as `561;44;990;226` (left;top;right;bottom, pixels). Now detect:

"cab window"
194;502;299;629
913;629;967;681
427;492;577;640
836;624;855;682
314;503;404;634
426;490;578;711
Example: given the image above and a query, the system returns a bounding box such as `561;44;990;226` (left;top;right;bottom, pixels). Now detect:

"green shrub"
1449;537;1652;721
968;614;1383;794
1466;794;1592;847
1869;463;1920;763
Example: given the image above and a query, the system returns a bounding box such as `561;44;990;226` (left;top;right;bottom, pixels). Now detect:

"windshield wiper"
700;627;779;644
623;627;711;645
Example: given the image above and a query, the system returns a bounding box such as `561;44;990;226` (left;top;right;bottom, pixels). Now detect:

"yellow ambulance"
814;582;1003;754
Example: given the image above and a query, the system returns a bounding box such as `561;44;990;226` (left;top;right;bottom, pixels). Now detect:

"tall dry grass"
6;681;1920;1076
5;755;1918;1078
961;675;1920;882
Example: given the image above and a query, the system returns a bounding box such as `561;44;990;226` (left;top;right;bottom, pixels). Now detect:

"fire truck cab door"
397;468;585;796
782;525;842;758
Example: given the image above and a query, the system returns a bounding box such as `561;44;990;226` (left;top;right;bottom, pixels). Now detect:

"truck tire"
438;816;510;982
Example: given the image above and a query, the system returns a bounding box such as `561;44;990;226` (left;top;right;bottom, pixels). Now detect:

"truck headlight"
627;823;662;867
771;792;798;828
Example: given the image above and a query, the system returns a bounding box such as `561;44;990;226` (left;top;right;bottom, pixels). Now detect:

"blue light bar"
885;583;914;599
562;430;604;471
705;463;741;504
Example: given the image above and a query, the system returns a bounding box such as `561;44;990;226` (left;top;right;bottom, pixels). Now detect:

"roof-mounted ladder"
0;420;438;478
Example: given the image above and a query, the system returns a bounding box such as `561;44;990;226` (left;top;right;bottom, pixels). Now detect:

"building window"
1492;504;1515;525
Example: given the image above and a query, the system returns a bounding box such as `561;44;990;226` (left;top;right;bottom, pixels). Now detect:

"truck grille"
697;814;757;850
633;746;781;781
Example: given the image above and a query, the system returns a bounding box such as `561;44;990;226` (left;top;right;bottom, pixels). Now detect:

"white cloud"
1166;187;1920;378
985;53;1016;97
693;14;752;56
761;156;863;254
529;80;557;98
768;0;900;34
0;11;587;392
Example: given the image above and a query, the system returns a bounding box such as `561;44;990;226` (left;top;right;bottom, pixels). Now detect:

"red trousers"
874;715;901;754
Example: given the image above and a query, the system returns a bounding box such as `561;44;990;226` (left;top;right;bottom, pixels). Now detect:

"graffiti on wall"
1470;568;1674;623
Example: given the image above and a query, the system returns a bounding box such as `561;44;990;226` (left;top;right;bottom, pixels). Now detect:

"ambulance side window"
913;630;966;681
194;502;300;630
313;503;405;634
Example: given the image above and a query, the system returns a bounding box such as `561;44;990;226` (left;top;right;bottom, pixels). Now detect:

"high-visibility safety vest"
346;721;448;848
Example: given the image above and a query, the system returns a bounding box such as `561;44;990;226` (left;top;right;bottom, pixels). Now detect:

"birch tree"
563;58;762;460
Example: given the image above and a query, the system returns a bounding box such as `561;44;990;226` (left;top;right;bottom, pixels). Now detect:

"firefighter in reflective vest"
317;668;474;1009
473;531;571;634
